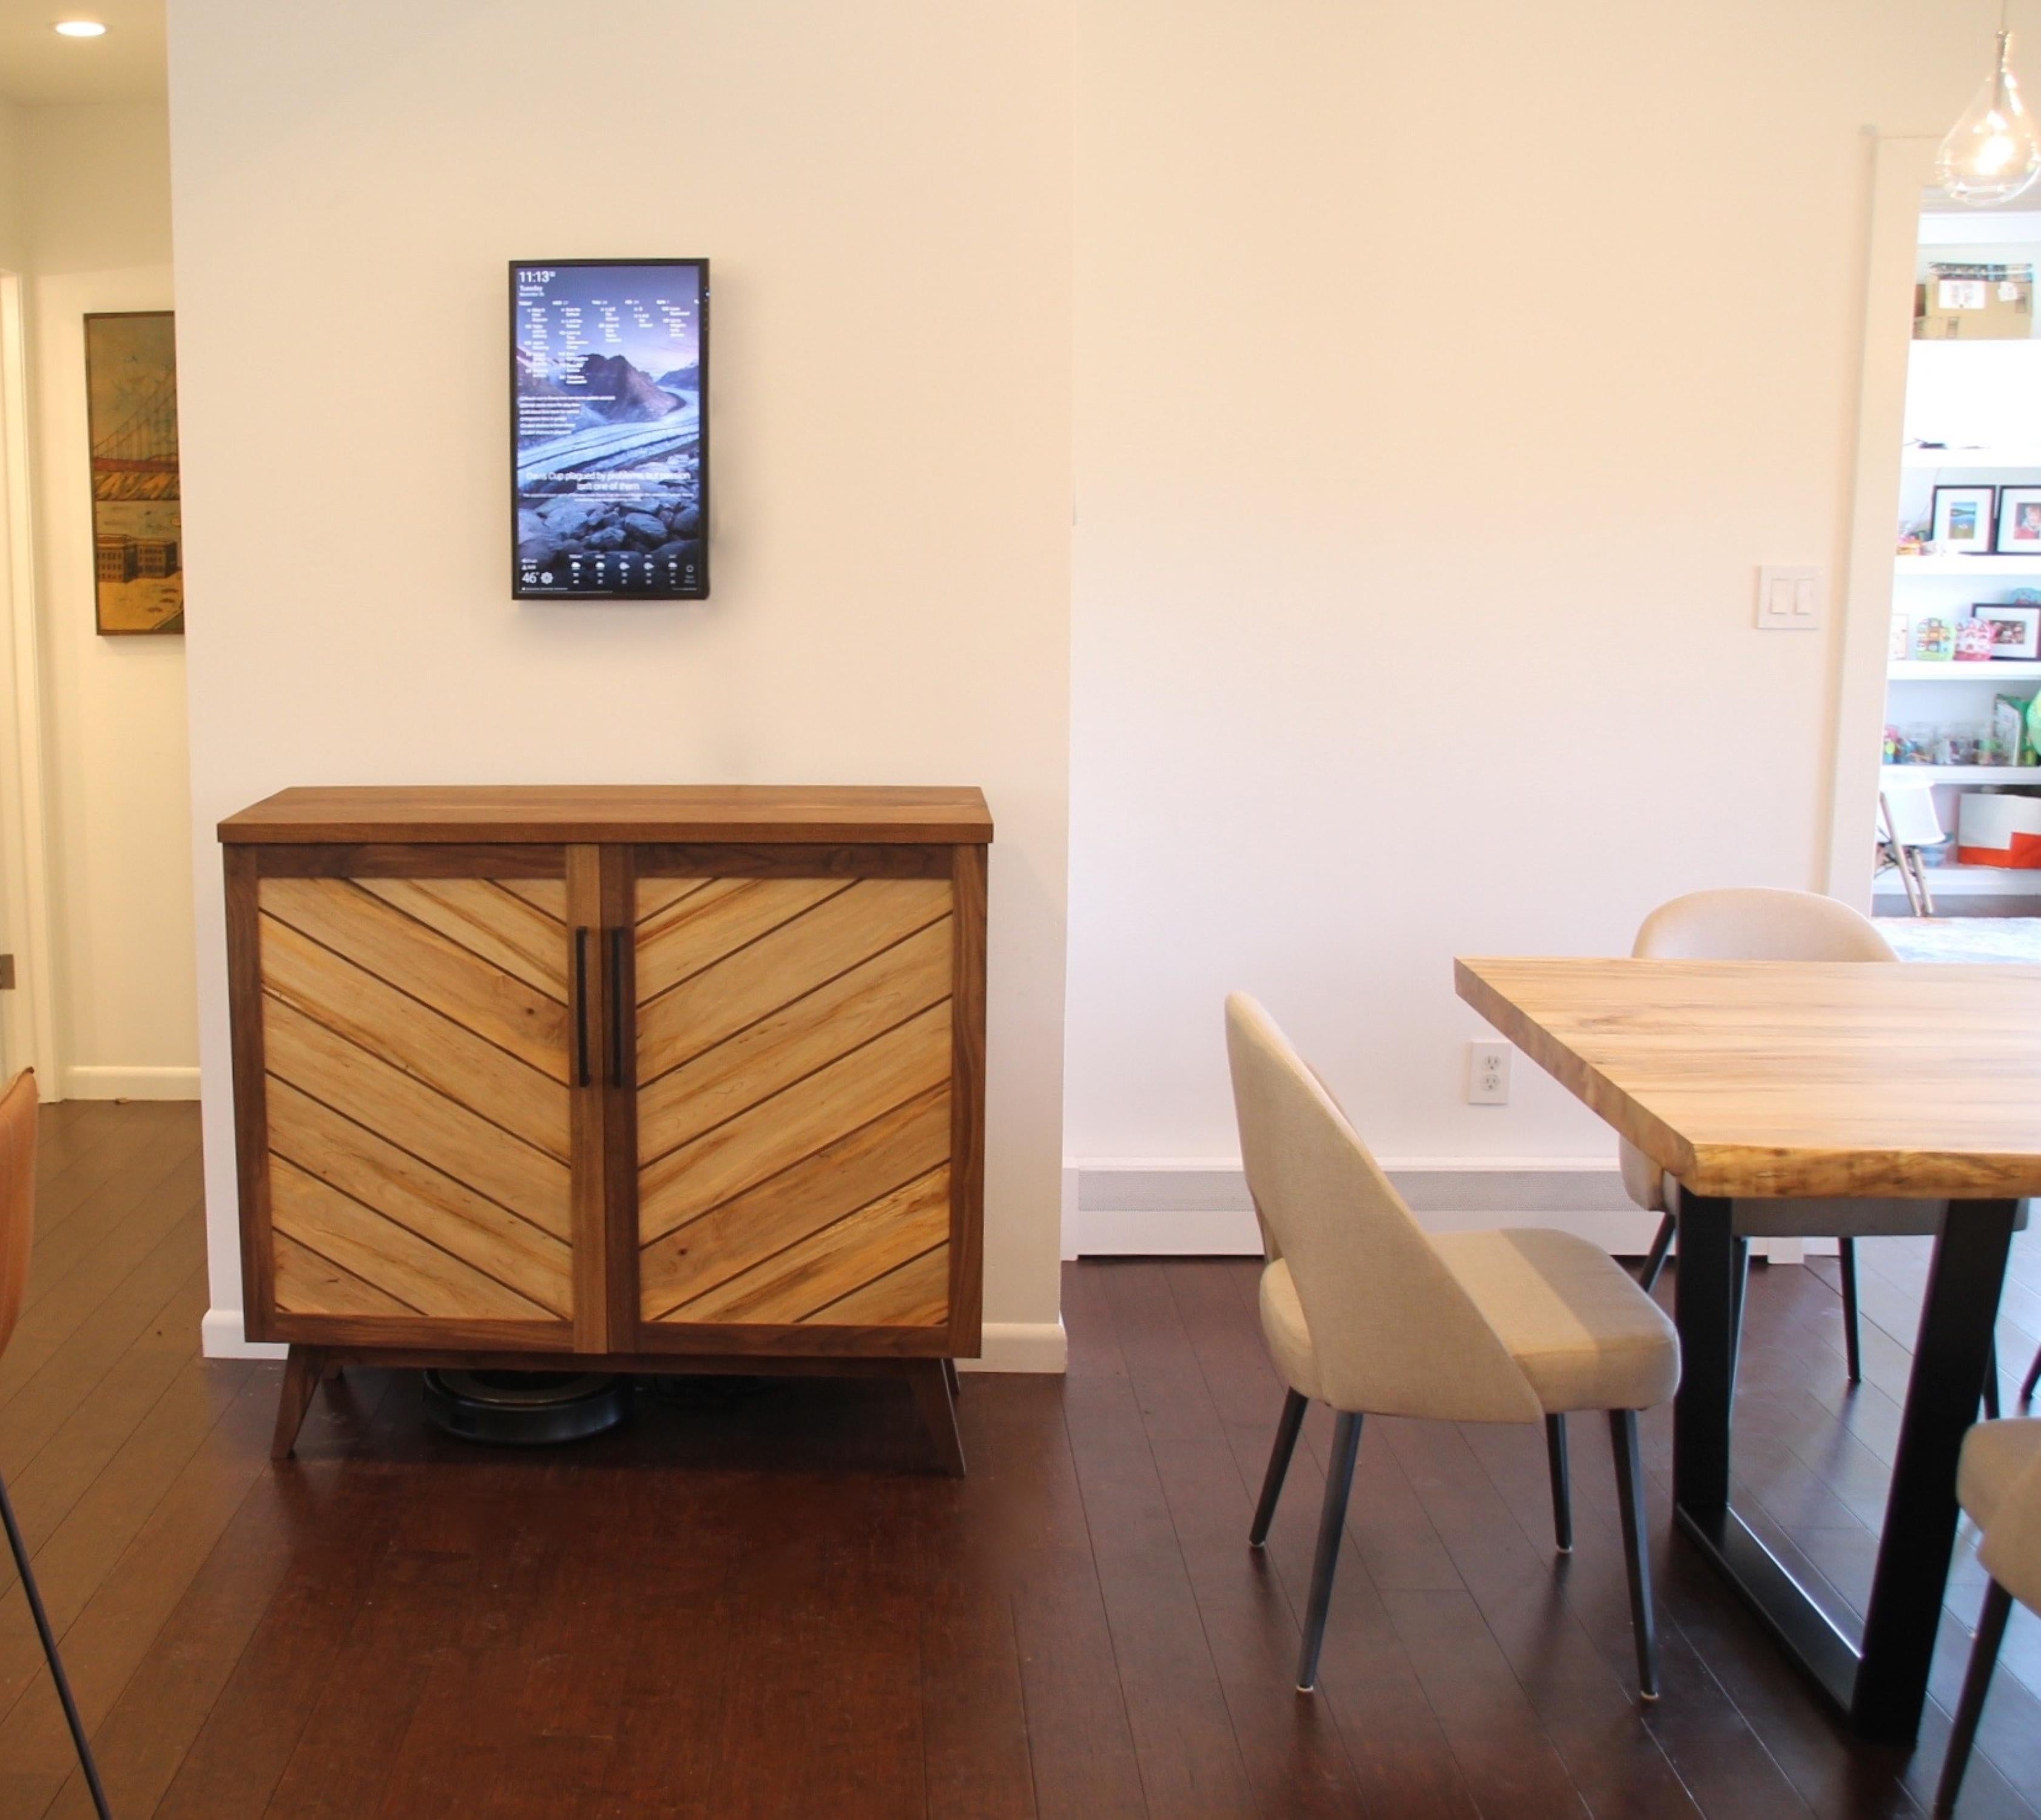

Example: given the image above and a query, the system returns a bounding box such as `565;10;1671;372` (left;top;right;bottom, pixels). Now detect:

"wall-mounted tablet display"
511;259;708;599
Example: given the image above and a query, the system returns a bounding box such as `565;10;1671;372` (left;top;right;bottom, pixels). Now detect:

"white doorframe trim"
1826;135;1940;906
0;271;59;1089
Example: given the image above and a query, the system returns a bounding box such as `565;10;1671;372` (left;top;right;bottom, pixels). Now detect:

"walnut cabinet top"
218;784;994;848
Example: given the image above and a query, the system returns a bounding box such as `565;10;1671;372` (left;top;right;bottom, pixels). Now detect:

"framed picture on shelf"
1969;602;2041;659
1933;483;1997;551
1997;486;2041;554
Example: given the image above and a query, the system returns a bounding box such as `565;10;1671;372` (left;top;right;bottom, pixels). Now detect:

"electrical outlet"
1466;1039;1511;1105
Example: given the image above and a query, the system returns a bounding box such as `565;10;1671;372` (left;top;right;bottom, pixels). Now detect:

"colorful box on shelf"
1957;792;2041;868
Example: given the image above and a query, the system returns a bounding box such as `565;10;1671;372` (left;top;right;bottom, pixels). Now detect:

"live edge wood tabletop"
220;786;991;1472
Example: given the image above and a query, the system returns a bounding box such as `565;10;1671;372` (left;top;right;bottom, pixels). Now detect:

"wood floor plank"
10;1107;2038;1820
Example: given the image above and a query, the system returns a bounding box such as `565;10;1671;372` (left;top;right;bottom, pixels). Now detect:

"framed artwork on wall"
83;311;183;635
1931;483;1996;553
510;259;709;601
1997;486;2041;555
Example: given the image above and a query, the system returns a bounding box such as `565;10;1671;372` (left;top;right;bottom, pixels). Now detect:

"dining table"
1454;954;2041;1747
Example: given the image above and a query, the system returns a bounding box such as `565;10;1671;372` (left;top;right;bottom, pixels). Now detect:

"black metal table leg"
1852;1198;2015;1742
1670;1185;2017;1747
1672;1187;1735;1515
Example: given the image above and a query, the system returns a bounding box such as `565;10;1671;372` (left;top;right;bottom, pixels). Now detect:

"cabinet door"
232;847;586;1348
629;849;972;1349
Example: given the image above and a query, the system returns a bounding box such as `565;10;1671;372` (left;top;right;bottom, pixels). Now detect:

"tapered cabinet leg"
1;1468;113;1819
1250;1388;1308;1548
908;1358;965;1477
1297;1410;1363;1693
1839;1236;1863;1385
942;1357;961;1397
1545;1413;1573;1552
270;1344;327;1461
1609;1408;1660;1700
1934;1580;2011;1817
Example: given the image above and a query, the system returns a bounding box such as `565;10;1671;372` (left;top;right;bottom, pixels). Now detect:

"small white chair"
1877;778;1946;917
1933;1418;2041;1814
1226;994;1680;1697
1624;889;2013;1415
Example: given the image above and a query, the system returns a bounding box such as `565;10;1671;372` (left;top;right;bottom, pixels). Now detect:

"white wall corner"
65;1064;201;1100
201;1307;286;1361
962;1319;1067;1373
1061;1164;1080;1261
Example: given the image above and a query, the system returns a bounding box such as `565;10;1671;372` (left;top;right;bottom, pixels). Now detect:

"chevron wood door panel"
255;871;575;1336
633;872;957;1332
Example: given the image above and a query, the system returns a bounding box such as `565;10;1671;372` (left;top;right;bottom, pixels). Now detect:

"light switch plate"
1756;565;1824;630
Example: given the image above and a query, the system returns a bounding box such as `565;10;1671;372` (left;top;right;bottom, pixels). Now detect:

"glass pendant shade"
1937;31;2041;206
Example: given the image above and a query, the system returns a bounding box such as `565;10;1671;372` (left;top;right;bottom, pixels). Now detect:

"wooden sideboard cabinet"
220;786;990;1471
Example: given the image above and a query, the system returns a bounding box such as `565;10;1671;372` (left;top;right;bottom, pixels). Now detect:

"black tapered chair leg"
1608;1409;1660;1701
1;1466;113;1819
1544;1414;1573;1552
1638;1213;1675;1294
1983;1341;2001;1422
2023;1343;2041;1405
1295;1410;1363;1693
1838;1236;1863;1384
1729;1236;1751;1404
1934;1580;2012;1816
1249;1388;1309;1548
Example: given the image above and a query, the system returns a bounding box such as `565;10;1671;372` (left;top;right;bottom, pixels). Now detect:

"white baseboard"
201;1309;286;1360
65;1065;201;1101
960;1319;1067;1373
201;1306;1070;1373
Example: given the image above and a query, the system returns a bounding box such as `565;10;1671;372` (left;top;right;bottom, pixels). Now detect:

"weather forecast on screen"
511;260;709;600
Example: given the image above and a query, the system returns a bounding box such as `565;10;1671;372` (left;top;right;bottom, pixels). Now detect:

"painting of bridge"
84;311;184;635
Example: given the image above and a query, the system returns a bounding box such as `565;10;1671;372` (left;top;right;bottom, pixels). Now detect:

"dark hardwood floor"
1;1102;2037;1817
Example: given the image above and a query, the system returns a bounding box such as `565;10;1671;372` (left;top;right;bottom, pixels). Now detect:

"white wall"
19;101;196;1099
166;1;1073;1363
1066;0;1988;1222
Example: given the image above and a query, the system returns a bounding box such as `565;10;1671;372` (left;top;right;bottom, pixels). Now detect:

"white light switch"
1756;565;1824;630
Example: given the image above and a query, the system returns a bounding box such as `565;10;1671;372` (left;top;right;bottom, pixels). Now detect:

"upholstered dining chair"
1624;888;2012;1415
1933;1417;2041;1815
0;1071;114;1819
1226;994;1680;1698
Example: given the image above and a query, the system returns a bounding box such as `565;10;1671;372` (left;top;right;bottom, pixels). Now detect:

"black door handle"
574;928;592;1087
609;928;630;1087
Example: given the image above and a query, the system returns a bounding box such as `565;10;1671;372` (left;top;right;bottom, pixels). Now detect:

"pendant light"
1938;1;2041;207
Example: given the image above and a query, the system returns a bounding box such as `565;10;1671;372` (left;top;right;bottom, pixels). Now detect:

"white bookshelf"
1888;660;2041;681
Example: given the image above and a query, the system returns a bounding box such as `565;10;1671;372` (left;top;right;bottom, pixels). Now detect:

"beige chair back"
1226;994;1541;1424
1620;891;1897;1207
1981;1441;2041;1613
0;1070;38;1361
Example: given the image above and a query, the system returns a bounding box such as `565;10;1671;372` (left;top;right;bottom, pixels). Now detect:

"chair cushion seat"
1428;1228;1681;1414
1259;1259;1324;1403
1960;1418;2041;1531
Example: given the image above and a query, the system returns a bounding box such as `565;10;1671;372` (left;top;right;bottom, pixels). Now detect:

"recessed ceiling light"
53;20;108;36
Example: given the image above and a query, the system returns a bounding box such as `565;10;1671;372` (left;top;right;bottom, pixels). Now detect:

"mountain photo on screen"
512;260;708;600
